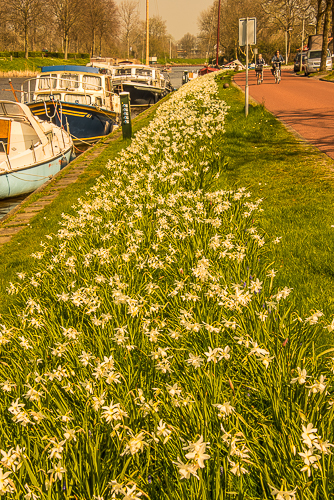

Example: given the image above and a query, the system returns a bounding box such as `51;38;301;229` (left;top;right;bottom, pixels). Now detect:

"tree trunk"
92;29;96;57
287;30;291;61
320;0;332;71
316;0;325;33
25;26;29;59
64;33;69;59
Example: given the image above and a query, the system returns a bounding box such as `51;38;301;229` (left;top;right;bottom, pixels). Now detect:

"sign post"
239;17;256;117
120;92;132;140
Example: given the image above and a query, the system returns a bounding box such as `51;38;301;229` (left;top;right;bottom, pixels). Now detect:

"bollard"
120;92;132;140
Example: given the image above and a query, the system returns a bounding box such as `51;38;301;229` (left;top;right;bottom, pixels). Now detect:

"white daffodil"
290;367;308;385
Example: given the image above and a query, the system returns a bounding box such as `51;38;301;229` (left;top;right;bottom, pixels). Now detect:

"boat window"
65;94;91;104
0;119;10;154
82;75;101;90
136;68;152;76
36;94;61;101
60;74;79;89
95;97;102;106
3;103;25;116
116;68;132;75
38;74;57;90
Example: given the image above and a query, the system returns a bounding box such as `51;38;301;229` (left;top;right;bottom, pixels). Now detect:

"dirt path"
234;68;334;159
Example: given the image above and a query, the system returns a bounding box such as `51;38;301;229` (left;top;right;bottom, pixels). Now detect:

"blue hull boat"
21;66;121;147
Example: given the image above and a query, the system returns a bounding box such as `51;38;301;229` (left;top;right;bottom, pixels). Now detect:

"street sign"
120;92;132;140
239;18;256;46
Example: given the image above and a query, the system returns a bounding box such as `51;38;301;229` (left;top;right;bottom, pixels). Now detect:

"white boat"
182;70;199;85
89;62;173;105
21;65;121;147
0;100;73;199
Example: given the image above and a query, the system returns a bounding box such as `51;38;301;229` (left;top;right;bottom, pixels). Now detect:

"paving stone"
0;236;12;244
23;208;41;213
28;201;52;208
5;220;29;226
0;226;26;235
11;213;33;221
38;194;58;200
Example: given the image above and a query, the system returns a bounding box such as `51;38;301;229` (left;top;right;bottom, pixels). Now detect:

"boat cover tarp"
41;65;99;74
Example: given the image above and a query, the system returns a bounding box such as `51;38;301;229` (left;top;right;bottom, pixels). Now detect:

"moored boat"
182;69;199;84
21;65;121;148
0;100;73;199
89;62;174;105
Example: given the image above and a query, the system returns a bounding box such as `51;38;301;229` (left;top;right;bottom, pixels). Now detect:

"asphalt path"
234;68;334;159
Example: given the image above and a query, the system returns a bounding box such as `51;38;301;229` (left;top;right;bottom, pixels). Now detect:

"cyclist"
255;53;266;82
271;50;284;78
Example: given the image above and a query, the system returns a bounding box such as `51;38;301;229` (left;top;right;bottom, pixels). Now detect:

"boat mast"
216;0;221;67
145;0;149;65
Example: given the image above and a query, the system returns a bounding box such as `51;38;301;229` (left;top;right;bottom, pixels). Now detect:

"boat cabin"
22;65;120;112
109;64;167;90
0;101;51;158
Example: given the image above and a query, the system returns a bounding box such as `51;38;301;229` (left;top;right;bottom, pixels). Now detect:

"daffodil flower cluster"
0;72;333;499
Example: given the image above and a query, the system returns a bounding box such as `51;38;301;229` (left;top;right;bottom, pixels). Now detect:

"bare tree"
49;0;83;59
198;0;268;63
149;15;169;57
80;0;118;56
119;0;139;58
8;0;44;58
179;33;197;58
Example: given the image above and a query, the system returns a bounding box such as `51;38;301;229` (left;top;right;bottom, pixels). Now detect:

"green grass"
217;73;334;323
0;56;90;73
319;70;334;80
0;100;166;313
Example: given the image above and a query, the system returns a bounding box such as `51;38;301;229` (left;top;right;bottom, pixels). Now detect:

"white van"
304;49;332;75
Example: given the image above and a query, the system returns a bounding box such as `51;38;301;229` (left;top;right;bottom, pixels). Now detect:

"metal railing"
0;140;11;170
21;76;112;105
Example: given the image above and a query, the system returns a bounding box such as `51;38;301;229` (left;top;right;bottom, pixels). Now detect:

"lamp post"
300;18;305;72
285;28;292;65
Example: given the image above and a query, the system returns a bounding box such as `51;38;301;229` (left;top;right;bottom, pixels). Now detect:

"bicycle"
255;65;264;84
272;63;281;84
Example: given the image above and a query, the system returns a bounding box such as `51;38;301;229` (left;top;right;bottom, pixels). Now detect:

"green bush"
28;51;43;57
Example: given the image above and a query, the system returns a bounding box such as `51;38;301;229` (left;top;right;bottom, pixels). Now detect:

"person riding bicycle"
271;50;284;76
255;53;266;82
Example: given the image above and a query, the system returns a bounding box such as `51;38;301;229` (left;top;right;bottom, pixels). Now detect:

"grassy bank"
0;72;333;499
0;56;90;76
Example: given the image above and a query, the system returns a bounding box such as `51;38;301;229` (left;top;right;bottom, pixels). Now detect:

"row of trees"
0;0;174;60
197;0;334;65
1;0;333;64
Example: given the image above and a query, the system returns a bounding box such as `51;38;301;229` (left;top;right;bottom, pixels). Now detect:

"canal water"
0;66;200;220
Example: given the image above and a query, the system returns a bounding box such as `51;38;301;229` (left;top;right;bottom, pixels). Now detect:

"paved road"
234;68;334;159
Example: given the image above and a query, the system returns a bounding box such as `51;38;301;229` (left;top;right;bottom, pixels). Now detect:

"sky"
129;0;214;41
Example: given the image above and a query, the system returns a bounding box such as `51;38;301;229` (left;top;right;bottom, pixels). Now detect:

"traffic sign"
239;18;256;46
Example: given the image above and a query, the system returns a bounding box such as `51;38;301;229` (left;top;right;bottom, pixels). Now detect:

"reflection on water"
0;194;27;220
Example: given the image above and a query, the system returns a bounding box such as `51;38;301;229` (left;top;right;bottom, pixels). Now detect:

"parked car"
293;52;307;72
304;49;332;75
